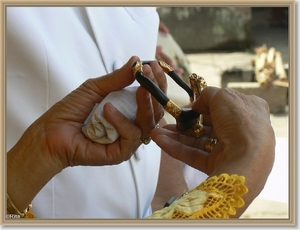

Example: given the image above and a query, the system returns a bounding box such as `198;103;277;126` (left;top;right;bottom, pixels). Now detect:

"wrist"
7;125;63;212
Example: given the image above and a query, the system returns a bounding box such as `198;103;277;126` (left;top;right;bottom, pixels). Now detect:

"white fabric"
6;7;161;218
82;86;138;144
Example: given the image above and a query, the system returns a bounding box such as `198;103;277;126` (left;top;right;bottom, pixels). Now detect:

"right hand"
9;56;167;171
7;56;167;211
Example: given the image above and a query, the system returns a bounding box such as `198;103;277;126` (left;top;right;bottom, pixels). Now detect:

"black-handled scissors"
132;60;206;137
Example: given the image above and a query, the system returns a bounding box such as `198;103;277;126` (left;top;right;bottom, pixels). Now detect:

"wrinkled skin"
7;56;167;211
151;87;276;217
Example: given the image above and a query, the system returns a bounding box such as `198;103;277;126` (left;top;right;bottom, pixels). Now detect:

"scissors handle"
132;61;200;132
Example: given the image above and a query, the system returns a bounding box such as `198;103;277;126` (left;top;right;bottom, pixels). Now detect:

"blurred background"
157;7;290;219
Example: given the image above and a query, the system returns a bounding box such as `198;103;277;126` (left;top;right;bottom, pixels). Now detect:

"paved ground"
186;52;289;139
186;7;289;139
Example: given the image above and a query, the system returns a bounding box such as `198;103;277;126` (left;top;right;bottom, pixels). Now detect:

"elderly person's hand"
151;87;276;217
7;56;167;212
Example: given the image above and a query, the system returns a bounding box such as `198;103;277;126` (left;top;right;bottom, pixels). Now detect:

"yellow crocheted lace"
148;173;248;219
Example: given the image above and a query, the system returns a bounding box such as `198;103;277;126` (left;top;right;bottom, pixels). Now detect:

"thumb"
90;56;140;96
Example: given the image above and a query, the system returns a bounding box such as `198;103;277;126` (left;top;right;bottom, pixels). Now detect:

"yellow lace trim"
148;173;248;219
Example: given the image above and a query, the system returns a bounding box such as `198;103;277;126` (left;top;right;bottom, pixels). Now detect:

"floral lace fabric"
148;173;248;219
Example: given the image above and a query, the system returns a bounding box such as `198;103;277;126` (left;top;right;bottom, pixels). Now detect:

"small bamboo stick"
266;47;276;68
275;51;287;80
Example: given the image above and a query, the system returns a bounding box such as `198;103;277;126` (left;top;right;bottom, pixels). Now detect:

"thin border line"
1;0;296;227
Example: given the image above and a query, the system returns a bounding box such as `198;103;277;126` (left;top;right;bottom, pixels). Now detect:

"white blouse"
6;6;161;218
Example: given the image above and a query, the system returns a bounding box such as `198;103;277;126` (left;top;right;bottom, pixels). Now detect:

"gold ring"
139;136;151;145
204;138;218;152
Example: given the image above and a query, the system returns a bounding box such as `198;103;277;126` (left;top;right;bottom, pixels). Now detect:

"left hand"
150;87;276;217
150;87;275;177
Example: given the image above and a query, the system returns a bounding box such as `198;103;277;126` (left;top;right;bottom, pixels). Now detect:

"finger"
174;67;184;76
155;46;163;59
148;61;167;123
152;126;218;153
162;124;214;138
191;86;220;115
151;128;209;172
142;63;165;123
145;61;167;94
103;102;141;160
84;56;139;100
135;86;156;139
67;56;140;122
202;114;212;126
157;51;177;70
159;22;169;33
